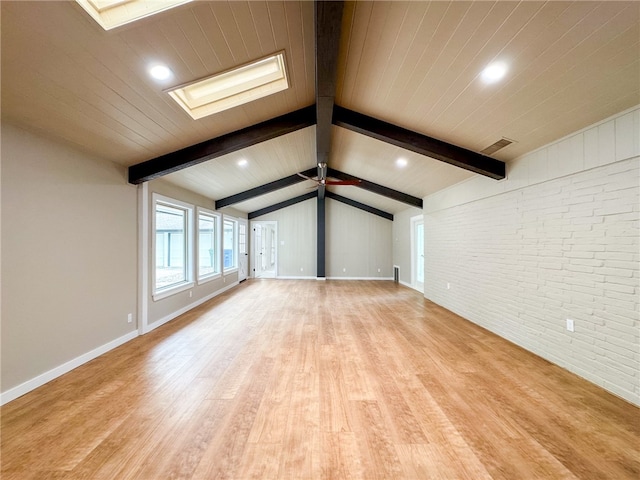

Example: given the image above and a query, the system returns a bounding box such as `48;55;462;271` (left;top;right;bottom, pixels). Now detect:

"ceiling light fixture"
395;157;408;168
76;0;193;30
237;159;248;167
167;51;289;120
481;61;508;84
149;64;173;81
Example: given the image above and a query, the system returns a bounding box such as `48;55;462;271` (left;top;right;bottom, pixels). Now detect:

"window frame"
196;207;221;285
222;215;239;273
152;193;194;301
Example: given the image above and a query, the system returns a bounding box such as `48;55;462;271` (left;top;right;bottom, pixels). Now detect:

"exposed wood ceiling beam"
215;168;317;209
128;105;316;184
248;191;317;219
327;168;423;208
326;191;393;221
315;0;344;201
315;0;343;278
332;106;506;180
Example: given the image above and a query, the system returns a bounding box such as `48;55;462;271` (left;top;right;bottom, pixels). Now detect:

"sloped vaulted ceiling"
1;0;639;217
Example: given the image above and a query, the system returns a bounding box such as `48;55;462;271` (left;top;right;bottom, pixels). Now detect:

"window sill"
223;267;238;275
153;281;194;301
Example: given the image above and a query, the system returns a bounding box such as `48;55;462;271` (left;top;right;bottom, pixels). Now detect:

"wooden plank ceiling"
2;1;639;215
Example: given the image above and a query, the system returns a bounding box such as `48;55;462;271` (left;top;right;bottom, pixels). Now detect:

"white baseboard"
145;281;239;333
326;277;394;281
276;276;316;280
0;330;139;406
1;281;243;405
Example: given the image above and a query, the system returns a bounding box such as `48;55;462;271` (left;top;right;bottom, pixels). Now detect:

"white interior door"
251;221;277;278
411;216;424;293
238;219;248;282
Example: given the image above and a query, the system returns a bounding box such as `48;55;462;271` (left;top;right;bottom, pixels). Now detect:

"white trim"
277;275;317;280
0;330;139;406
152;281;195;301
410;215;424;293
222;215;239;272
316;277;327;281
237;218;249;282
250;220;278;279
152;193;195;299
145;281;239;333
196;207;222;283
326;277;395;281
138;183;149;334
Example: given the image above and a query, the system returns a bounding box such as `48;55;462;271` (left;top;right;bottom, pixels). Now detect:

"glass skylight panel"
167;52;289;120
76;0;192;30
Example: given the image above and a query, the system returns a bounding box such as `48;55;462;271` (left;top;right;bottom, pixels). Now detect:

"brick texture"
424;109;640;406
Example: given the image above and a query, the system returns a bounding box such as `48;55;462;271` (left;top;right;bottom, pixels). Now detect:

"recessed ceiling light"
237;159;248;167
396;157;408;168
149;64;173;81
167;51;289;120
76;0;193;30
481;62;508;84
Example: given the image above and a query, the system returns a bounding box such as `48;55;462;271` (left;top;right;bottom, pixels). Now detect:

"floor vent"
481;137;514;155
393;266;399;283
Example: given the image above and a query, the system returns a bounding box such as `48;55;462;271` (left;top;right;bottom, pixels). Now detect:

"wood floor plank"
1;280;638;479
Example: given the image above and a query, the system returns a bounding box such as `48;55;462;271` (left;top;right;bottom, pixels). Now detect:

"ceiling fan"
298;164;362;187
297;172;361;187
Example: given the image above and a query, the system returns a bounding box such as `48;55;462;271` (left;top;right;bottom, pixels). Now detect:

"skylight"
76;0;192;30
167;52;289;120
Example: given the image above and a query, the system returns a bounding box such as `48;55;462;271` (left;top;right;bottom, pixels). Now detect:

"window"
167;52;289;119
153;195;193;299
76;0;193;31
223;217;238;271
197;209;220;282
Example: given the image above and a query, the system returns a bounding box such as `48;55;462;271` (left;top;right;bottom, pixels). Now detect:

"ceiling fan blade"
325;180;361;186
296;172;318;182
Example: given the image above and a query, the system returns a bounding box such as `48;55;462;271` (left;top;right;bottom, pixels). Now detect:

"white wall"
423;107;640;405
326;200;392;279
1;123;138;399
392;207;423;287
253;197;393;279
253;198;317;278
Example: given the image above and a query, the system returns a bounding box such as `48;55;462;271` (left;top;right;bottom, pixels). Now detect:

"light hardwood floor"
2;280;638;479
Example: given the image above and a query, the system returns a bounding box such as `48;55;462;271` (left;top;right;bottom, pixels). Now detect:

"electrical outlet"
566;319;575;332
127;313;133;323
300;267;304;272
377;268;381;273
342;268;346;272
189;290;192;298
446;283;451;290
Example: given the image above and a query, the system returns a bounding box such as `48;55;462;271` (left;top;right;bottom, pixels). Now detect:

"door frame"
410;214;424;293
238;218;248;282
250;221;278;278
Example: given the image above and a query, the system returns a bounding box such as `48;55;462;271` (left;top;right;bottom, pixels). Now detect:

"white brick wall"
424;107;640;406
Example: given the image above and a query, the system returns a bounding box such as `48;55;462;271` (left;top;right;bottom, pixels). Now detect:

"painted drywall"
423;107;640;405
146;179;245;328
392;207;423;288
326;200;393;279
252;198;317;277
1;123;138;393
252;197;393;279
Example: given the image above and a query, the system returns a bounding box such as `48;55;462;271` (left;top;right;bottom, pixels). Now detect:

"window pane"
223;219;236;270
198;214;218;278
155;204;187;289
